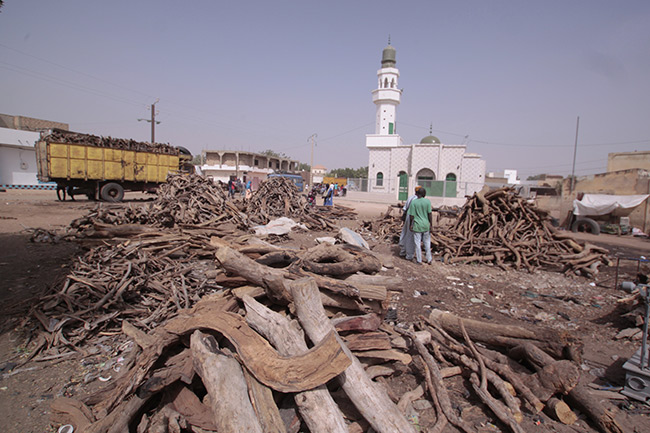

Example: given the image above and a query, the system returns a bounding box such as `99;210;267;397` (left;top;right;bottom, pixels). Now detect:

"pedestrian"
245;179;252;199
227;178;235;199
406;187;433;264
323;183;334;206
399;185;421;258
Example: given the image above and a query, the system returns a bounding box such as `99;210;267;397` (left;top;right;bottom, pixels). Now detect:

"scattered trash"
253;217;306;236
385;307;398;322
58;425;74;433
315;236;337;245
338;227;369;249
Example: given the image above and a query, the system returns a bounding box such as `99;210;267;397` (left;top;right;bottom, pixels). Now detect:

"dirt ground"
1;190;650;432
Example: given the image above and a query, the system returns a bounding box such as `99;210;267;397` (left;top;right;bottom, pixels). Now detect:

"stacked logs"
26;232;220;355
246;176;306;225
69;175;355;234
431;188;612;276
48;240;627;433
69;174;247;232
244;176;357;230
362;206;402;243
26;229;389;357
43;129;179;154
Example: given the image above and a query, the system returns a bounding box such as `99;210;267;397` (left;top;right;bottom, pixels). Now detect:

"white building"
311;164;326;183
366;44;486;201
0;127;41;187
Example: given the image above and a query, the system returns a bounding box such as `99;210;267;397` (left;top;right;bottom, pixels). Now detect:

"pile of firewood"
48;240;627;433
43;129;179;154
26;232;221;353
362;206;402;243
246;176;307;225
69;174;247;232
245;177;357;230
431;188;611;276
23;177;626;432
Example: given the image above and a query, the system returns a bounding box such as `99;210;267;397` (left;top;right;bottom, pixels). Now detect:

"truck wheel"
571;217;600;235
100;182;124;202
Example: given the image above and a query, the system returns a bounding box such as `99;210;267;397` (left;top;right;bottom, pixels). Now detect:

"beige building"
0;113;68;132
607;150;650;172
199;150;299;189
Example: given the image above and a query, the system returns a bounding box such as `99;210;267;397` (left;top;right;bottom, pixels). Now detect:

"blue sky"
1;0;649;178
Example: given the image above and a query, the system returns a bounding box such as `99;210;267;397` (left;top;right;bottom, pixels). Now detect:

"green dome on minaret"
381;38;396;68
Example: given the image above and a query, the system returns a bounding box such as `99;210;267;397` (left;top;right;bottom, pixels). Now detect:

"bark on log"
164;295;351;393
288;277;417;433
190;330;264;433
243;295;348;433
429;309;577;359
214;244;292;303
50;397;94;432
242;368;287;433
511;342;625;433
344;274;403;288
393;327;475;433
331;313;381;332
343;332;392;351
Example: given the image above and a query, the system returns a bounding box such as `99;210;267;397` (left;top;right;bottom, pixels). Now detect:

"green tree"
260;149;288;158
298;162;311;171
328;166;368;178
526;174;546;181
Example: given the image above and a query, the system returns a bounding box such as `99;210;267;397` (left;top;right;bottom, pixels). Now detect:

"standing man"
399;185;421;258
406;187;432;264
227;178;235;199
323;183;334;206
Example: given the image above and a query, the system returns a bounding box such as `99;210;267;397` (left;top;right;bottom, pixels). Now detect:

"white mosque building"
366;43;486;201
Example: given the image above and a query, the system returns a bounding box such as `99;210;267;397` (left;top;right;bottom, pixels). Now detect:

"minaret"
372;40;402;135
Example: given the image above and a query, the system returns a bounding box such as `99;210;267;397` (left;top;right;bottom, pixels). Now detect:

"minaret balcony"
372;88;401;103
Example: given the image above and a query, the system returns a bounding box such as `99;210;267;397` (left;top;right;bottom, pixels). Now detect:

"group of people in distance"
399;185;433;265
226;178;252;200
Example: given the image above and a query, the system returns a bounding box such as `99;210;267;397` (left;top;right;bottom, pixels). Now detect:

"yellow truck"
36;129;192;201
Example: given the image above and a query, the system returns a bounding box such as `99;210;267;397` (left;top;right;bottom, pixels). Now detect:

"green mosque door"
398;172;408;200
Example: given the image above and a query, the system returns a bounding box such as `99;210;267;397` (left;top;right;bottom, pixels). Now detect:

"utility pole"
570;116;580;194
138;98;160;143
308;133;317;187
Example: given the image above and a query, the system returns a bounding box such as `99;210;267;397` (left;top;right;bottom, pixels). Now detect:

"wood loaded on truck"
35;129;193;202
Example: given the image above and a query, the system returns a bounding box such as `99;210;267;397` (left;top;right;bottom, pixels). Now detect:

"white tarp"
253;217;307;236
573;194;649;216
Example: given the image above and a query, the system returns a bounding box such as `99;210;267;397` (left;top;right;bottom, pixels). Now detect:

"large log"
190;330;264;433
300;243;382;276
164;295;351;393
288;277;417;433
511;342;625;433
243;295;349;433
429;309;578;359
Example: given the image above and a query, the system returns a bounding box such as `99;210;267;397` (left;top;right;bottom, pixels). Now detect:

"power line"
0;43;156;100
399;120;650;148
0;61;148;108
